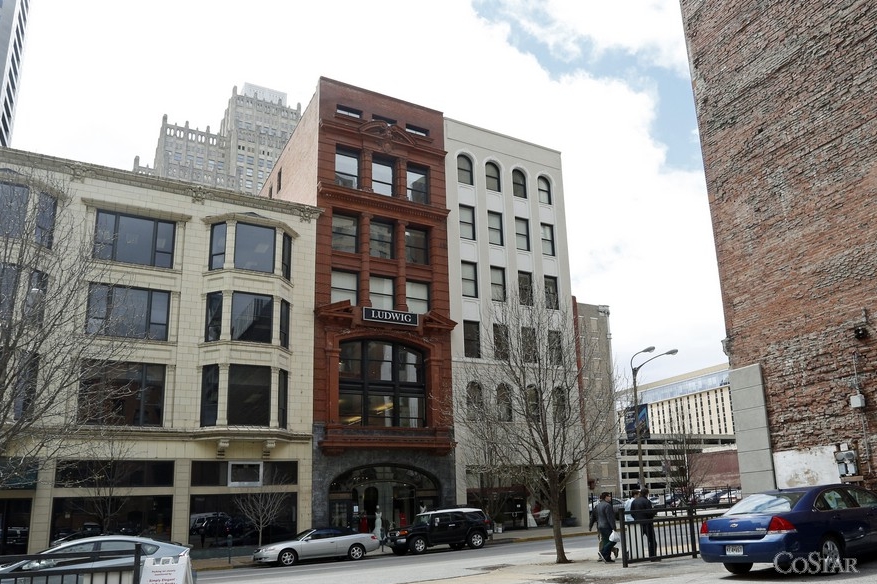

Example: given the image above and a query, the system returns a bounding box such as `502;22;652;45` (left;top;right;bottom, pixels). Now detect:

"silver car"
253;527;379;566
0;535;192;581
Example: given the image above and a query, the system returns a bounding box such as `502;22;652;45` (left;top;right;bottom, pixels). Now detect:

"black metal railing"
618;505;728;566
0;543;143;583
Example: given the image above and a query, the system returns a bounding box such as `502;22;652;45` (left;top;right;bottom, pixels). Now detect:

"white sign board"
141;556;195;584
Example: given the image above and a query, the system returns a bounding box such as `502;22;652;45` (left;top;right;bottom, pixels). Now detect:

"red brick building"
680;1;877;491
263;78;455;528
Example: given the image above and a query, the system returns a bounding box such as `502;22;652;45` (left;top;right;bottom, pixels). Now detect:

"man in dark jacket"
595;492;617;562
630;488;658;559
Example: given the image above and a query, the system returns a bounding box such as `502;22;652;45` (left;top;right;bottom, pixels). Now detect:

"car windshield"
412;514;430;526
293;530;316;541
726;492;805;515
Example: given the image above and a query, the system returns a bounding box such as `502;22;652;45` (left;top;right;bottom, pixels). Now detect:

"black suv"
387;507;493;555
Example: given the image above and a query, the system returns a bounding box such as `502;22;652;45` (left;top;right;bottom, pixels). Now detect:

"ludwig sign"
363;307;418;326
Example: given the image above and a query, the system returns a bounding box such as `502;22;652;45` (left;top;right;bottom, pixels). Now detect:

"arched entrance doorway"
328;465;439;534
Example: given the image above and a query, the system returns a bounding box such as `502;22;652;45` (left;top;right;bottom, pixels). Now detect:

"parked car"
0;535;192;581
189;512;229;535
252;527;378;566
587;498;623;512
699;483;877;574
386;507;493;555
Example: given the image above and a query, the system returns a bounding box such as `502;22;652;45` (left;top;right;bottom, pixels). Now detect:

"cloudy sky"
12;0;727;385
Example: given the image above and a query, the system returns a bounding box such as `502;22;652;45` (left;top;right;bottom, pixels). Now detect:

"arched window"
538;176;552;204
485;162;501;192
512;169;527;198
339;340;426;427
466;382;483;420
457;155;474;185
497;383;512;422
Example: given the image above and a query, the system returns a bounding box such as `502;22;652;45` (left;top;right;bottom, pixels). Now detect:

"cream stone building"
0;147;318;552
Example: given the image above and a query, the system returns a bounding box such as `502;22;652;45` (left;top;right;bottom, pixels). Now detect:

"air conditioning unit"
835;450;858;476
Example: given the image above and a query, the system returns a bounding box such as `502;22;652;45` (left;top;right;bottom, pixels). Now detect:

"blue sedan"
699;483;877;574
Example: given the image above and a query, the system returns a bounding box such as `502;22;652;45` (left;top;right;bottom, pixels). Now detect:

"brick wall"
680;0;877;471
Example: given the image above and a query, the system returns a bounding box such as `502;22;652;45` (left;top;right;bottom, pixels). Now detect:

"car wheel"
348;543;366;560
467;531;485;549
278;549;298;566
820;535;843;566
409;536;427;554
391;546;408;556
723;562;753;574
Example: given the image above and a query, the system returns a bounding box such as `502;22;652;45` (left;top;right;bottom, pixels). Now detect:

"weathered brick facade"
680;0;877;487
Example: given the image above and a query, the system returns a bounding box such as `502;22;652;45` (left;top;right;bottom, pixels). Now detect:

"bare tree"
661;423;714;506
55;438;137;533
234;474;291;547
0;167;137;487
452;286;618;563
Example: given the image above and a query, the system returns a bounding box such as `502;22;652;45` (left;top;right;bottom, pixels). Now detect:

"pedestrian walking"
631;488;659;560
595;492;617;563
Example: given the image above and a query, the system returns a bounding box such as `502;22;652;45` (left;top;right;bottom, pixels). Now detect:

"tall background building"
133;83;301;195
680;0;877;493
0;0;29;147
618;365;737;495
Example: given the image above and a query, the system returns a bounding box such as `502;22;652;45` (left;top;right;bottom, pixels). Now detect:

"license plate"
725;545;744;556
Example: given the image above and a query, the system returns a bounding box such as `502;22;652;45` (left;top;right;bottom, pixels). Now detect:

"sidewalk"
191;524;592;572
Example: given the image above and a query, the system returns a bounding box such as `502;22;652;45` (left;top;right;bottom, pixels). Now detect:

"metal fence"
618;504;728;567
0;545;143;584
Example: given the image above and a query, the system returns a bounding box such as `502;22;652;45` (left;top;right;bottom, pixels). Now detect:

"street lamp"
630;346;678;491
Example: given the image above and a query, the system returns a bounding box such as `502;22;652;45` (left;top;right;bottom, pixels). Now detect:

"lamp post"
630;346;678;491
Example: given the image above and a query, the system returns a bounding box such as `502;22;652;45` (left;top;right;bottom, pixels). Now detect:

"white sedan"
253;527;379;567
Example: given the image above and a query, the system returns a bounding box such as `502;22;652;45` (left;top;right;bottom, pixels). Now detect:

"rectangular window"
200;365;219;427
0;263;19;323
493;324;510;360
405;124;428;137
372;158;394;196
522;327;537;363
490;267;506;302
405;228;428;264
549;330;563;365
487;211;503;245
370;276;394;310
331;271;358;304
406;281;429;314
231;292;273;343
280;299;290;349
209;223;226;270
25;270;48;325
0;182;28;239
36;192;57;248
515;218;530;251
541;223;556;256
228;365;270;426
462;262;478;298
464;321;481;358
459;205;475;240
79;361;165;426
335;148;359;189
544;276;559;310
518;272;533;306
278;369;289;428
93;210;175;268
205;291;222;341
331;215;358;253
86;284;170;340
336;105;362;118
281;233;292;280
370;221;394;259
235;223;275;273
406;165;428;203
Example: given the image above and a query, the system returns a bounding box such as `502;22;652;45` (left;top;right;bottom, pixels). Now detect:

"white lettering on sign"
363;308;418;326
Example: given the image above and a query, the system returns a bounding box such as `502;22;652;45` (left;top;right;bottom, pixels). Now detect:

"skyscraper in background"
0;0;29;147
134;83;301;195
